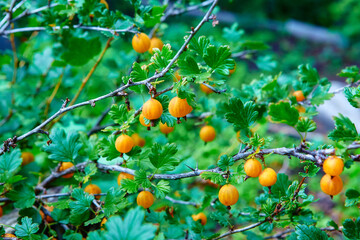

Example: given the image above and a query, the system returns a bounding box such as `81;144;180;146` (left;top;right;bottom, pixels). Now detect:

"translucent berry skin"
199;126;216;142
320;174;343;196
132;33;151;53
323;156;344;176
139;113;151;127
259;168;277;187
192;212;207;225
218;184;239;206
149;37;164;54
21;152;34;166
137;191;155;209
117;172;134;186
244;158;262;177
200;83;214;94
115;134;134;154
168;97;193;118
59;162;74;178
160;122;174;134
293;90;305;102
142;98;163;120
84;184;102;200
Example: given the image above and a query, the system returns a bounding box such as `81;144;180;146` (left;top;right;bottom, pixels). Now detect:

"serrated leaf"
43;129;83;162
98;135;120;161
130;62;148;82
177;56;201;75
343;217;360;239
328;114;359;142
345;189;360;207
0;148;22;175
338;66;360;81
298;64;320;87
224;98;258;130
120;179;139;194
209;212;230;227
299;163;320;178
109;104;134;125
203;45;234;75
152;180;170;199
7;184;35;209
103;187;127;216
344;86;360;108
148;143;179;171
269;101;299;126
177;87;196;108
296;118;317;133
69;188;94;225
217;155;234;171
271;173;291;197
15;217;39;238
135;169;152;188
200;172;225;185
189;36;210;57
294;225;328;240
150;44;173;70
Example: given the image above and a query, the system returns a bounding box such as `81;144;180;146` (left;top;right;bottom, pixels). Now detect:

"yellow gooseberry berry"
244;158;262;178
159;122;174;135
59;162;74;178
149;37;164;54
200;83;214;94
137;191;155;209
115;134;134;154
323;156;344;176
174;71;181;82
229;62;236;75
84;184;101;200
132;33;151;53
293;90;305;102
139;113;151;128
320;174;343;196
40;205;54;223
218;184;239;206
259;168;277;187
168;96;193;123
296;105;306;113
117;172;134;186
21;152;34;166
142;98;163;126
192;212;207;225
131;133;146;147
2;234;16;238
199;125;216;143
236;131;241;142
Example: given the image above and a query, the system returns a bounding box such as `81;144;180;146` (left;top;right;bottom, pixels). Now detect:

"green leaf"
209;212;230;227
52;208;70;224
61;37;101;66
310;81;333;106
15;217;39;238
240;41;269;51
296;118;317;133
7;184;35;209
200;172;226;185
135;169;152;188
100;207;156;240
130;62;148;82
343;217;360;239
83;163;98;183
0;148;22;175
271;173;291;197
109;104;135;125
189;36;210;57
294;225;328;240
177;56;200;75
203;45;234;75
69;188;94;225
148;143;179;171
299;163;320;178
63;230;83;240
43;129;83;162
255;55;277;71
85;214;105;226
177;87;197;108
345;189;360;207
152;180;170;199
150;44;173;70
224;98;258;130
269;101;299;126
338;66;360;82
298;64;320;87
142;5;166;28
103;187;128;216
344;86;360;108
217;155;234;171
98;135;120;161
328;114;359;142
120;179;139;194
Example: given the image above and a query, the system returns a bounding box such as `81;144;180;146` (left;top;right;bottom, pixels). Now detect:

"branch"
165;196;198;207
231;50;257;59
329;80;360;95
0;0;219;155
212;221;265;240
202;82;227;94
264;226;340;239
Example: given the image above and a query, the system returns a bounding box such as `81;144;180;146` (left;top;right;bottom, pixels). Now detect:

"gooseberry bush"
0;0;360;239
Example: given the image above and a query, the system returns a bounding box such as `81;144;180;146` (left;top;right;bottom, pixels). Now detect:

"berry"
293;90;305;102
218;184;239;206
320;174;343;196
40;205;54;222
84;184;102;200
131;133;146;147
59;162;74;178
139;113;150;128
117;172;134;186
174;71;181;82
159;122;174;135
132;33;151;53
229;62;236;75
296;105;306;113
100;0;109;9
149;37;164;54
142;98;163;123
200;83;214;94
192;212;207;225
21;151;34;166
101;217;107;227
236;131;241;142
168;96;193;123
2;234;16;238
259;168;277;187
199;125;216;142
244;158;262;177
323;156;344;176
137;191;154;209
115;134;134;154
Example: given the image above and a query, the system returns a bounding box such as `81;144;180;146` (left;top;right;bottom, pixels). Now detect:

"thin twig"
212;221;265;240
